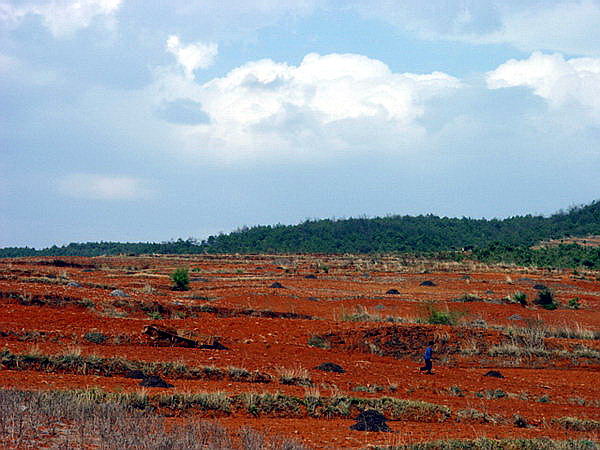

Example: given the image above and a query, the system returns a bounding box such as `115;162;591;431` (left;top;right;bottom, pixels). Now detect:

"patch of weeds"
568;297;581;309
449;386;465;397
84;331;108;344
537;395;551;403
146;311;162;320
485;389;507;399
552;416;600;432
277;367;312;386
353;384;385;393
425;303;462;326
511;291;528;306
307;335;330;349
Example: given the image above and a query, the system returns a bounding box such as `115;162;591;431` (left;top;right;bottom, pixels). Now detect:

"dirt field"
1;254;599;448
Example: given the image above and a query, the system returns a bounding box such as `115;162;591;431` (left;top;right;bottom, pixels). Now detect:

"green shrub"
512;291;528;306
534;289;558;310
170;268;190;291
568;297;581;309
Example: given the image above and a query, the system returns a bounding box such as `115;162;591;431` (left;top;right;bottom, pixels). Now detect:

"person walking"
419;340;434;374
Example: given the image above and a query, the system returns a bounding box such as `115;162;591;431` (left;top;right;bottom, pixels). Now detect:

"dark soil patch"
139;375;174;388
350;409;391;432
314;362;345;373
484;370;504;378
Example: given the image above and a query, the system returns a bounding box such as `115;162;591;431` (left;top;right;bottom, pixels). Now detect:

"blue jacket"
424;346;432;360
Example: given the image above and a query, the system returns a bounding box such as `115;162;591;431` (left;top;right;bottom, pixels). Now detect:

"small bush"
308;335;330;349
568;297;581;309
170;268;190;291
512;291;528;306
535;289;558;310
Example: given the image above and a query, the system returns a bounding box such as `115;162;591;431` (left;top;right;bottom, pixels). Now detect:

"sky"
1;0;600;248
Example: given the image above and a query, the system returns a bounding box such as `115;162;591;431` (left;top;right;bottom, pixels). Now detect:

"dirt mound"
484;370;505;378
350;409;391;432
139;375;174;388
314;362;345;373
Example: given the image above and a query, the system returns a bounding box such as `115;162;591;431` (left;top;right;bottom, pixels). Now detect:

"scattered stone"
124;369;145;379
420;280;436;287
533;284;548;290
315;362;345;373
350;409;391;432
139;375;174;388
508;314;523;321
386;288;400;294
304;274;317;279
270;282;285;288
110;289;129;297
484;370;505;378
67;281;81;288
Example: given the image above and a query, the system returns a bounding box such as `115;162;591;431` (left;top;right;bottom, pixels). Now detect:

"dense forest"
2;200;599;269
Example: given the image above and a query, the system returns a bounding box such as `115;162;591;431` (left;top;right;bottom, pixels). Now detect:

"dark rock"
110;289;129;297
350;409;391;432
124;369;146;379
307;297;320;302
386;288;400;294
508;314;523;321
533;284;548;290
269;282;285;288
514;415;528;428
315;362;345;373
304;274;317;279
67;281;81;288
139;375;174;388
484;370;504;378
420;280;436;287
485;290;494;295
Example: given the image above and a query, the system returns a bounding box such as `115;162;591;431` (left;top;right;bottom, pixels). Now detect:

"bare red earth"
1;255;599;448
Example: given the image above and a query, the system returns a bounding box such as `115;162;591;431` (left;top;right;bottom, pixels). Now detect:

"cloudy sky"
1;0;600;248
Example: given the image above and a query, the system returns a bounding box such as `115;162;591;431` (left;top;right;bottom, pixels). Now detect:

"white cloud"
487;52;600;124
153;52;461;161
166;35;218;80
352;0;600;56
57;173;152;200
1;0;122;37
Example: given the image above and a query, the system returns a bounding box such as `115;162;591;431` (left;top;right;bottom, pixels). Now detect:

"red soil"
1;255;599;448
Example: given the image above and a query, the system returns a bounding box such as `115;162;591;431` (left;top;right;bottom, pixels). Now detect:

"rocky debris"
314;362;345;373
124;369;145;379
142;325;226;349
386;288;400;294
470;318;488;328
139;375;173;388
349;409;391;432
304;274;317;279
269;282;285;288
110;289;129;297
420;280;436;287
484;370;505;378
508;314;523;321
67;282;81;287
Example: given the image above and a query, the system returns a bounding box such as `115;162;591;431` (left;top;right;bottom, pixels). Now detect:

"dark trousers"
420;358;432;373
